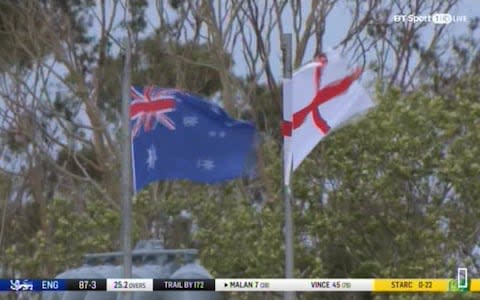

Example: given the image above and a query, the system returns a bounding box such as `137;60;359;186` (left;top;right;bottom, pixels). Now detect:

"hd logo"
448;280;469;293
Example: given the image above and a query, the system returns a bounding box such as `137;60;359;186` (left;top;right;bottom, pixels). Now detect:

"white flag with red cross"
282;51;375;184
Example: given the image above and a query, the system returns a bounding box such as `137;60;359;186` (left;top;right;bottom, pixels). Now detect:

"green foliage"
246;84;282;136
56;146;104;181
3;195;120;277
0;0;95;69
128;0;148;33
0;1;47;68
290;78;480;299
194;189;284;278
132;40;227;96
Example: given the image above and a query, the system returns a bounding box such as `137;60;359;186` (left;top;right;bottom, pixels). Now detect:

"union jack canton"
130;86;179;139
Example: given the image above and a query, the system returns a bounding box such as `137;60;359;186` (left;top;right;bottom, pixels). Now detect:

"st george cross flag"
282;51;375;183
130;86;256;193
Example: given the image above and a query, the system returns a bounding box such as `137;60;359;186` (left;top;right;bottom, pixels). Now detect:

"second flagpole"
281;33;295;300
120;1;133;300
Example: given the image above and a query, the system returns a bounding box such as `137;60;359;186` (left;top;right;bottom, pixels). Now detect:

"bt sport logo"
393;13;468;24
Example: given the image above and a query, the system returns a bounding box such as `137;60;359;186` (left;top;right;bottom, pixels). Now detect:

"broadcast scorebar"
2;278;480;292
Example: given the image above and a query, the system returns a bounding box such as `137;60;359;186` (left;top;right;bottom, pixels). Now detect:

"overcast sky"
96;0;480;84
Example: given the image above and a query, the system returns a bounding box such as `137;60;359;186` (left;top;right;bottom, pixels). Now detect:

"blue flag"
130;86;256;193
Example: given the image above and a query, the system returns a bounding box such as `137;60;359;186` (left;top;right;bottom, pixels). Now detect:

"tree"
0;4;479;300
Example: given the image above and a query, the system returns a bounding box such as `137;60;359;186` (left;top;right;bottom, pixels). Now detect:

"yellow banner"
373;279;450;292
470;279;480;292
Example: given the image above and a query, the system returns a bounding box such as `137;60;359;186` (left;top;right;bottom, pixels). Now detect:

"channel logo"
10;280;33;291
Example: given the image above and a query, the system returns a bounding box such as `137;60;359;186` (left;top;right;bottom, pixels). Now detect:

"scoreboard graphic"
0;269;476;293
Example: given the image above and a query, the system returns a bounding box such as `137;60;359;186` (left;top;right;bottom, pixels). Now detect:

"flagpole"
281;33;295;300
120;1;133;299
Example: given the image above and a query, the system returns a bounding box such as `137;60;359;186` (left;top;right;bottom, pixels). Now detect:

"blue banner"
0;279;67;291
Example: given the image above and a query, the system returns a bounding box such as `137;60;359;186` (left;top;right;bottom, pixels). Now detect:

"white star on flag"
146;145;157;170
183;116;199;127
197;159;215;171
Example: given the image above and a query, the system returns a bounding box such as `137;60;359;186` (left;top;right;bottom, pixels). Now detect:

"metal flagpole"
120;1;133;299
281;33;295;300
